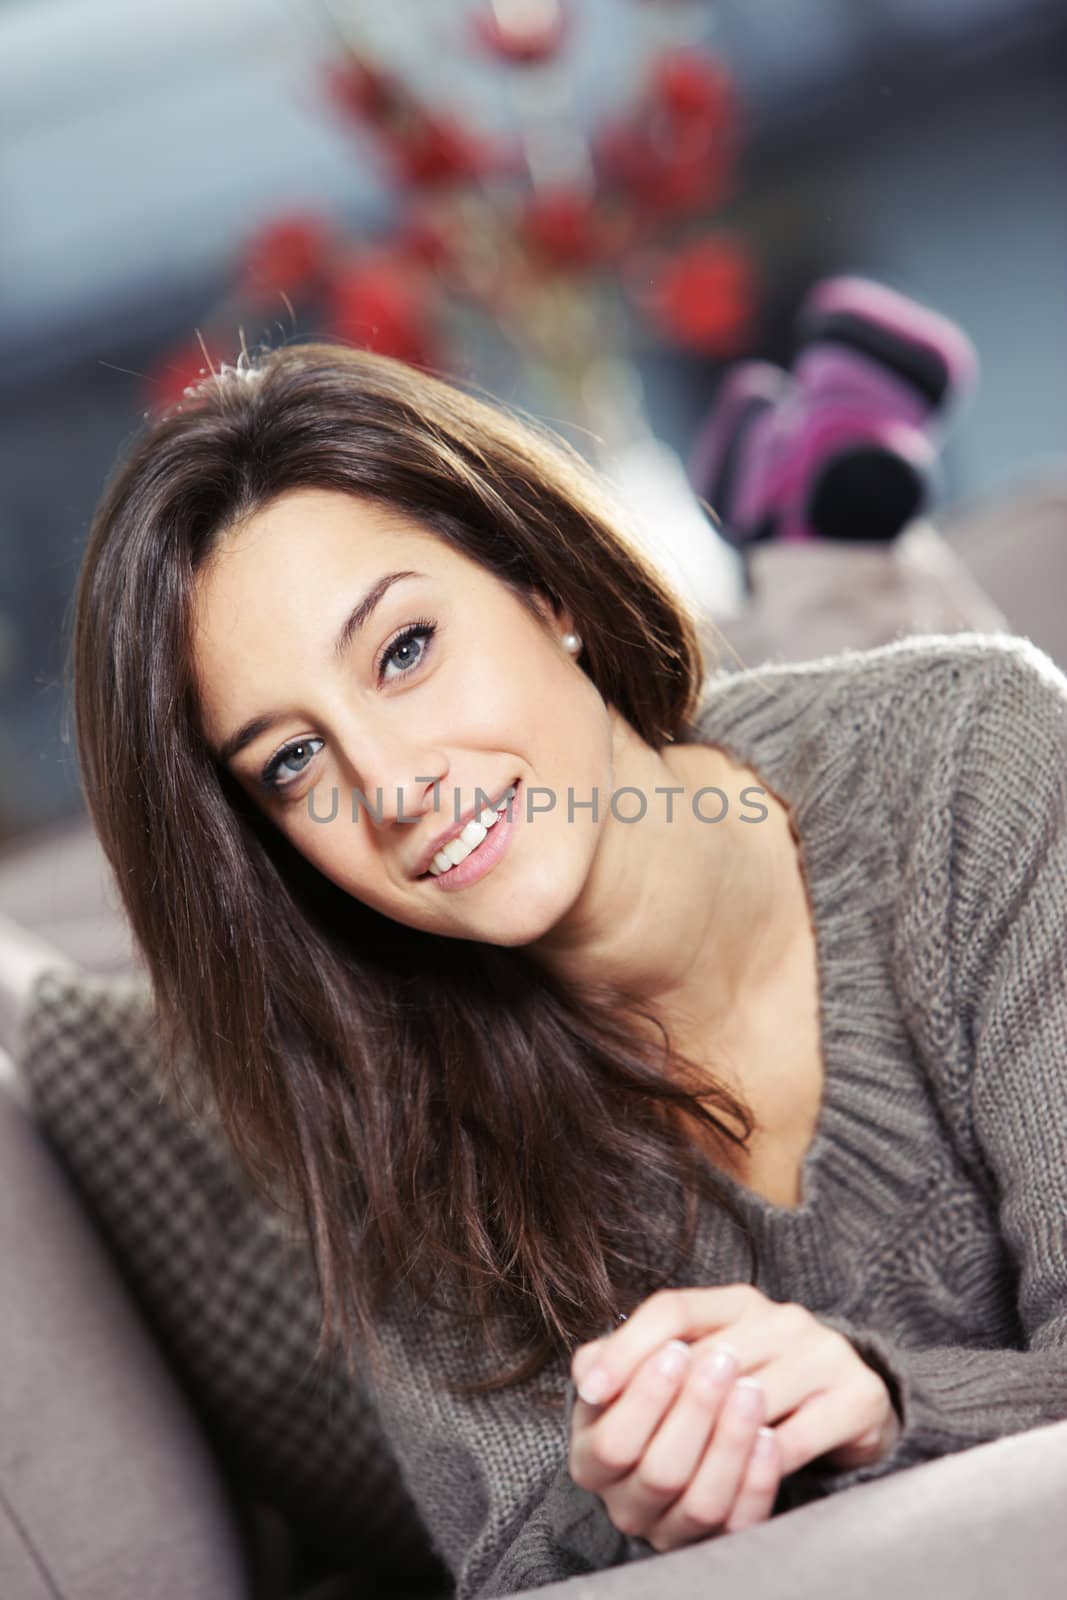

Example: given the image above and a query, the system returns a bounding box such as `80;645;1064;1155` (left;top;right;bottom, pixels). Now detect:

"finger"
640;1343;743;1493
571;1286;762;1406
570;1339;693;1493
723;1427;782;1535
650;1376;768;1548
772;1383;896;1476
678;1318;853;1476
605;1343;743;1533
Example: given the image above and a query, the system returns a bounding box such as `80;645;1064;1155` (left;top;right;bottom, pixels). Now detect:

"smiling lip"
412;779;520;879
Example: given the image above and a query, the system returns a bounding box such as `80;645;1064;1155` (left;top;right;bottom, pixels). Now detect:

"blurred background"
1;0;1065;883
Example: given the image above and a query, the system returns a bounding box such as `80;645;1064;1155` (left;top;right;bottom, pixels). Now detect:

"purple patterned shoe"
686;277;978;552
689;359;934;546
686;360;793;547
783;399;934;543
794;274;980;423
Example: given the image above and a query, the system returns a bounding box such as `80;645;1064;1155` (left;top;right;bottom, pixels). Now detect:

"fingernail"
693;1343;738;1395
572;1340;605;1384
576;1364;612;1405
754;1426;777;1459
731;1379;765;1419
656;1339;690;1380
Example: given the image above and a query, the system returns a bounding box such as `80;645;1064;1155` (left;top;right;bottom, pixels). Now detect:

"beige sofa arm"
514;1414;1067;1600
0;1080;253;1600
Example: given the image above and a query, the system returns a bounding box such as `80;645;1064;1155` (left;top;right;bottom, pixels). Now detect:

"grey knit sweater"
14;630;1067;1599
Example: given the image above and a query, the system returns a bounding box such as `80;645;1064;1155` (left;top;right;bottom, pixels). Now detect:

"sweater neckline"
695;728;839;1230
680;665;931;1305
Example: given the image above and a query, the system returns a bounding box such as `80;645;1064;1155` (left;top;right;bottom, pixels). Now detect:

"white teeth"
427;806;503;875
447;820;486;862
425;784;518;877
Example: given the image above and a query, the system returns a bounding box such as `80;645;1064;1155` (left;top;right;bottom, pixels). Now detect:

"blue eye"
376;617;437;684
260;737;324;795
258;618;438;796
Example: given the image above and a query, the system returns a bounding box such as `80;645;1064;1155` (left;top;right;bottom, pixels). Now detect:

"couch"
5;504;1067;1598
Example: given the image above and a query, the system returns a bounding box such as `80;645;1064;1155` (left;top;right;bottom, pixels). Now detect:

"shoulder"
839;631;1067;793
700;630;1045;726
838;633;1067;1049
694;632;1059;786
820;631;1067;902
873;631;1067;849
946;632;1067;770
941;637;1067;999
864;630;1067;720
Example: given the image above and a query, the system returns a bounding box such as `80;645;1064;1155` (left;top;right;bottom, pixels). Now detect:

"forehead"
203;487;445;583
190;488;459;732
193;489;458;632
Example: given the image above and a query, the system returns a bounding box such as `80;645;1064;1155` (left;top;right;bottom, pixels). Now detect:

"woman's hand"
567;1285;902;1552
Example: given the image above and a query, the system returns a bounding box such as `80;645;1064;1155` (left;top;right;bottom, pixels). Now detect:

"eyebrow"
214;569;426;769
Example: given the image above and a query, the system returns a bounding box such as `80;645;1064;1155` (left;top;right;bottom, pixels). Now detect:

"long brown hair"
68;340;759;1400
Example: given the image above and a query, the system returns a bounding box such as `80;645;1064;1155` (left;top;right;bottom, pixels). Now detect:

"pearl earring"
561;632;582;654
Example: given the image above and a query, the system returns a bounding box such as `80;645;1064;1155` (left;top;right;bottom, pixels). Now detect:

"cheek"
534;673;613;797
455;663;530;738
281;811;388;902
510;640;591;732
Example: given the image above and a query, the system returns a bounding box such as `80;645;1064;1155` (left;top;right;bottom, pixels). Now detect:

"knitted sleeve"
468;1390;656;1600
371;1361;653;1600
782;640;1067;1502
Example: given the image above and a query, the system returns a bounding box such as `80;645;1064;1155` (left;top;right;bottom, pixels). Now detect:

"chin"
484;873;585;949
479;919;547;950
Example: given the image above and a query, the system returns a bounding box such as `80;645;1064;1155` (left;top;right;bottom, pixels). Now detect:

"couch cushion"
11;965;449;1597
0;1082;250;1600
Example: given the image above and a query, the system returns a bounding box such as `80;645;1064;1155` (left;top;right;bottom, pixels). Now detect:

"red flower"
596;118;733;217
397;208;457;271
324;50;493;191
322;54;401;130
470;0;569;64
518;186;622;270
595;119;656;195
388;110;491;188
627;234;757;356
649;141;733;218
595;49;739;222
650;51;734;132
325;251;440;367
235;214;335;307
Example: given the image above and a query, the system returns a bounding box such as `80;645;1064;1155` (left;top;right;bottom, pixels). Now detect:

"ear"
529;587;578;640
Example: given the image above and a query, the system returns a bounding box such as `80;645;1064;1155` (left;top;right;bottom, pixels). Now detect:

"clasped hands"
568;1285;902;1551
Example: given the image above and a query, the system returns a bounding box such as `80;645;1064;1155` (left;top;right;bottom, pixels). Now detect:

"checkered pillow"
13;965;448;1594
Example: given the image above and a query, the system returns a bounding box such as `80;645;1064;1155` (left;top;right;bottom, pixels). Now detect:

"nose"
332;720;446;831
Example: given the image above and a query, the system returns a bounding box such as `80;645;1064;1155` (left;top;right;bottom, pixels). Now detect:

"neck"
522;714;806;1034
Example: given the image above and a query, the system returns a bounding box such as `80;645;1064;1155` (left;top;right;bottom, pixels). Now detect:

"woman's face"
192;486;619;946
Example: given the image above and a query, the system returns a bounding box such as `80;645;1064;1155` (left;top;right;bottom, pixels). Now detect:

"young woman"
8;340;1067;1598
